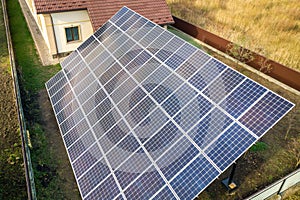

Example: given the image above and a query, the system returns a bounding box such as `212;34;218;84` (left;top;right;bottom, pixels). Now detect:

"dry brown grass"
167;0;300;71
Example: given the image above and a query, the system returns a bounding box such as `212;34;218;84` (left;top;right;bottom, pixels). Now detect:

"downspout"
50;14;59;57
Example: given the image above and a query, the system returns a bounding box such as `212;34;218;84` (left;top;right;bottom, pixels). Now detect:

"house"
24;0;174;58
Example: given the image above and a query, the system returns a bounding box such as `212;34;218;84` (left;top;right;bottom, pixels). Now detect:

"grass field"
6;0;80;199
0;1;27;199
166;0;300;71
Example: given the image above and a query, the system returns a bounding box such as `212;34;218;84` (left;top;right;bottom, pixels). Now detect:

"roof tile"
34;0;174;30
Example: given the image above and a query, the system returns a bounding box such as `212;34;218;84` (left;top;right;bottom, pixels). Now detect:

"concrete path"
18;0;60;66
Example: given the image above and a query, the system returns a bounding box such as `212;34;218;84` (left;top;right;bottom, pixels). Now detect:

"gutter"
50;14;59;57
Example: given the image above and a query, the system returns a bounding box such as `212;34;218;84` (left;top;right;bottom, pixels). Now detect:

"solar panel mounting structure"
45;6;295;200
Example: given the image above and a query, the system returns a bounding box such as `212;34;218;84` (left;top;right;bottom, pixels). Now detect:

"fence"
172;16;300;91
246;169;300;200
1;0;36;199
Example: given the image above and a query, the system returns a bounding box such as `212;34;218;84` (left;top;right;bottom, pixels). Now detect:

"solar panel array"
45;6;294;200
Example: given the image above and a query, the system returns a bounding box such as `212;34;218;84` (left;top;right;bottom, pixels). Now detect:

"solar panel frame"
45;6;295;200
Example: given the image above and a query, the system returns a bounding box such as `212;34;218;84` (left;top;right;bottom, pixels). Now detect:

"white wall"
24;0;37;20
38;14;50;48
51;10;93;54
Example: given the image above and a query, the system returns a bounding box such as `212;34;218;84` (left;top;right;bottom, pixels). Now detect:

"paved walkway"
18;0;60;66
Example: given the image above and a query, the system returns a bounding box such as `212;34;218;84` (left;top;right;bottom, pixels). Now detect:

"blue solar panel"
45;6;295;200
239;91;294;137
157;137;199;180
152;186;177;200
188;108;233;150
188;59;227;91
203;68;245;103
220;79;268;118
205;123;257;171
170;155;220;199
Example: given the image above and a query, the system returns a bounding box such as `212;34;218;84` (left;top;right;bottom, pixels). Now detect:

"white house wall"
38;14;60;56
24;0;56;55
24;0;37;21
51;10;93;54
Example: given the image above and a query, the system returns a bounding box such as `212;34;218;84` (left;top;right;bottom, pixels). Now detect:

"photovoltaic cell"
220;79;268;118
202;68;245;103
205;123;256;170
239;91;294;137
45;6;295;200
152;186;176;200
188;59;227;91
124;166;165;200
188;108;233;150
78;159;111;196
85;175;120;200
170;155;220;199
68;131;95;162
157;137;199;180
115;148;152;189
73;143;102;178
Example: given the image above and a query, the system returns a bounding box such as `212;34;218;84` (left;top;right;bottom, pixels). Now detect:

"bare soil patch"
35;89;81;200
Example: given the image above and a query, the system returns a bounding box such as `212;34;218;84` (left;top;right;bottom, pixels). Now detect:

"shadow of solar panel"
46;6;295;200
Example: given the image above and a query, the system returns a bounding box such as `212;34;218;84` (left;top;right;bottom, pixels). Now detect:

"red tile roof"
34;0;174;30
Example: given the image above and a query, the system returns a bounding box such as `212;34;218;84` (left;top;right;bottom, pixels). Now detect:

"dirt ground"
0;58;27;199
37;89;81;200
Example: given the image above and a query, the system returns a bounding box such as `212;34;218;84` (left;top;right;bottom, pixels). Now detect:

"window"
65;26;79;42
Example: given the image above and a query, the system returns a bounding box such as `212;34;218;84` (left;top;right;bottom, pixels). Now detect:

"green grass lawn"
0;1;27;199
6;0;64;199
6;0;60;92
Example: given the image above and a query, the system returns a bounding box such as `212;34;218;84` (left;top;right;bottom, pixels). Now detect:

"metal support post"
222;163;238;192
